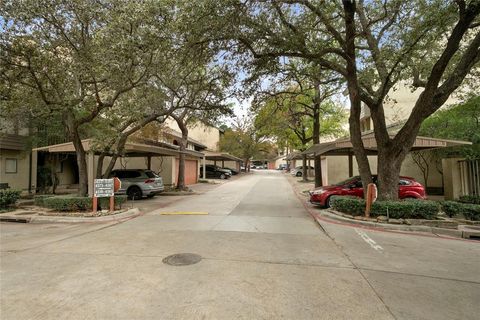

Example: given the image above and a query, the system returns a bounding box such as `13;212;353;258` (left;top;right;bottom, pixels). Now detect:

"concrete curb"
0;208;141;224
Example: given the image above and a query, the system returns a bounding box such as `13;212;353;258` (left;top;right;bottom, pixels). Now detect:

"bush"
330;196;366;216
458;195;480;205
0;189;21;208
442;201;480;221
331;196;440;219
43;196;92;211
371;200;439;219
34;195;54;206
98;195;128;210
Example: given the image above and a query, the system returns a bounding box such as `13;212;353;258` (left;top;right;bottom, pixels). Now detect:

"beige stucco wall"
165;118;221;151
442;158;464;200
56;158;77;186
0;149;30;191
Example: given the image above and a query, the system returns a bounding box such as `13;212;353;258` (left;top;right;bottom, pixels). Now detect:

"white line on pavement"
355;228;384;252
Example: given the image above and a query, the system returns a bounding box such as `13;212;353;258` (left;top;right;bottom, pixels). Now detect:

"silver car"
109;169;164;199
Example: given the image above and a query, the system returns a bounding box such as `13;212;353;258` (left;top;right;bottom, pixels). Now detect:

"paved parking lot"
1;171;479;319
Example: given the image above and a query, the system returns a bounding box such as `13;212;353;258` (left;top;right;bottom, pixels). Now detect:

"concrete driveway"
1;170;479;319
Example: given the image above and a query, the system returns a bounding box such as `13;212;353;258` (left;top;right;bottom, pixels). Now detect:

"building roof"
302;133;472;156
203;151;243;162
0;134;26;151
33;139;204;158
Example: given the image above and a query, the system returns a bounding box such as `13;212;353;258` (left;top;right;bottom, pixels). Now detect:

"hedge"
330;196;440;219
42;195;127;212
43;196;92;211
34;194;54;206
0;189;21;209
458;195;480;205
98;195;127;210
442;201;480;221
330;196;366;216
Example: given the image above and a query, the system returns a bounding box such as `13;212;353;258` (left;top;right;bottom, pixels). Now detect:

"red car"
309;175;426;207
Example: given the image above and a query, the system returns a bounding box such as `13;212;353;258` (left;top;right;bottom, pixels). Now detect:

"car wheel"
296;171;302;177
127;186;142;200
220;173;226;179
325;196;332;208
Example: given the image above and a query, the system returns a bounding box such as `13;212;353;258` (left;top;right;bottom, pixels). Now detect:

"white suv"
109;169;164;200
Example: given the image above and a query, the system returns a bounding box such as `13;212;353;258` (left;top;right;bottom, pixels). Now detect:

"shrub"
0;189;21;208
330;196;366;216
43;196;92;211
331;196;440;219
371;200;439;219
442;201;480;221
34;195;54;206
458;195;480;205
98;195;128;210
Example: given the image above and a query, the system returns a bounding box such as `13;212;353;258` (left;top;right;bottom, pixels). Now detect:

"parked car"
223;167;239;175
309;175;426;208
109;169;164;200
277;164;287;170
290;166;315;177
200;164;232;179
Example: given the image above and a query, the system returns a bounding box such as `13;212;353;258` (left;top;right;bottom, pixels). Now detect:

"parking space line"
355;228;384;252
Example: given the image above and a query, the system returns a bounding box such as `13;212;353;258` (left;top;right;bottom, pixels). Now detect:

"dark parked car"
109;169;164;200
309;175;426;208
200;164;232;179
223;167;239;175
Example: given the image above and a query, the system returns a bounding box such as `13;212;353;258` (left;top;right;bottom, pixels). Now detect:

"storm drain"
162;253;202;266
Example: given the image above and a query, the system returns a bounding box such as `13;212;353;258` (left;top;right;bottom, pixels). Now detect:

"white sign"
94;179;114;197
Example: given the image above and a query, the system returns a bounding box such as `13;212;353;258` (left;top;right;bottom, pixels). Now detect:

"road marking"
159;211;208;215
355;228;383;252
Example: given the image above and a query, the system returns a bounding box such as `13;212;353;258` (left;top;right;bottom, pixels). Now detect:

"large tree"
189;0;480;200
1;0;173;195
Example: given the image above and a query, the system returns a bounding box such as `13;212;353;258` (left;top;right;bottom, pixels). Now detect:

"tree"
420;95;480;159
219;117;274;170
190;0;480;200
253;61;345;184
1;0;172;195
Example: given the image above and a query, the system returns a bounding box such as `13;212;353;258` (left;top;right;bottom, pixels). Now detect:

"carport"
203;151;243;176
301;133;472;178
32;139;204;196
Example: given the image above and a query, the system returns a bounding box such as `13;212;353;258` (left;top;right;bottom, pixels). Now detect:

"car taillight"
144;179;155;183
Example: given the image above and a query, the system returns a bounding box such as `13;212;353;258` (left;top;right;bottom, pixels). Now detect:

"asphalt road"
1;170;479;319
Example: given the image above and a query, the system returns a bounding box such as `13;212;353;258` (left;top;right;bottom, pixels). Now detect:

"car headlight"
311;189;324;195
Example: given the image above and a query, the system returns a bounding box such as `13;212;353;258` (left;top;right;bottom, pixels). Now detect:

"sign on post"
94;179;114;197
93;178;115;213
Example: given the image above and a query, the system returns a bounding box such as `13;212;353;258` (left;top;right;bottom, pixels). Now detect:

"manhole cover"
162;253;202;266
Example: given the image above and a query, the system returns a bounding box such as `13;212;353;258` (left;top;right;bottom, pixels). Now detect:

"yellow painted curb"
160;211;209;215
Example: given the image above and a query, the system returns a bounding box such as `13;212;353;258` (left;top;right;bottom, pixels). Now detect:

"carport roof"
33;139;204;158
204;151;243;162
302;133;472;156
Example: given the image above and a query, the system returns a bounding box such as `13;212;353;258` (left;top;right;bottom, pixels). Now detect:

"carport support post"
222;160;224;168
147;156;152;170
348;153;353;177
202;156;206;179
87;152;95;197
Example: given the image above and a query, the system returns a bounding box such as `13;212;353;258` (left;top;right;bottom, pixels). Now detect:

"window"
5;158;17;173
399;179;411;186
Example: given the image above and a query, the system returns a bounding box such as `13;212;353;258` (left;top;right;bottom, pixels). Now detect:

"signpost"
93;178;120;213
365;183;378;218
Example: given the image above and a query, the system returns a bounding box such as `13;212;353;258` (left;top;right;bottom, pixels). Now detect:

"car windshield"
334;176;359;186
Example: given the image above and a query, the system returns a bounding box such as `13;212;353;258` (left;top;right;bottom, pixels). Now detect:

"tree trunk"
376;149;406;200
302;153;308;181
343;0;372;196
71;130;88;196
96;154;105;178
312;88;323;187
176;120;189;190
